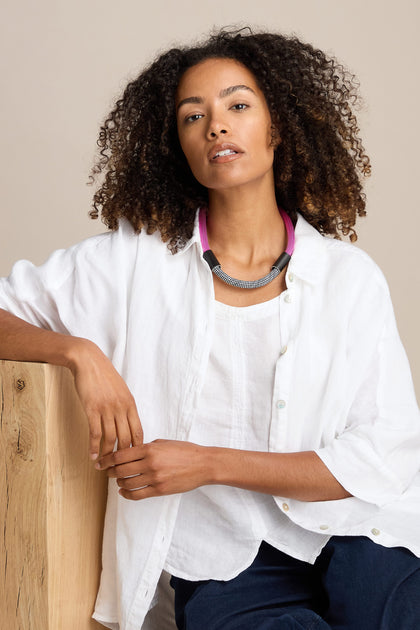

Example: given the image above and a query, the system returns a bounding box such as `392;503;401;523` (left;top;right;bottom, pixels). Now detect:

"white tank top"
164;296;327;581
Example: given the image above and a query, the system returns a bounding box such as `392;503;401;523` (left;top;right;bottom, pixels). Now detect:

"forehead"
176;58;262;103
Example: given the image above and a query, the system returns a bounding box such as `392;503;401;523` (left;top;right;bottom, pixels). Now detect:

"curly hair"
89;26;371;251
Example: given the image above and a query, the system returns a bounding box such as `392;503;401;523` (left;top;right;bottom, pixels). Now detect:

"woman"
0;27;419;630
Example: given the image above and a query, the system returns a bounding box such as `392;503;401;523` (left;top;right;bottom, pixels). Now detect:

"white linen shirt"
166;296;330;581
0;211;419;630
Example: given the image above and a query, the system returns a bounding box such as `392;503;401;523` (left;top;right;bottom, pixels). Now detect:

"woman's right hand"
0;309;139;459
67;338;143;460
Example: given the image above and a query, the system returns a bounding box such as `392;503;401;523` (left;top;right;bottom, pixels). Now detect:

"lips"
208;143;243;161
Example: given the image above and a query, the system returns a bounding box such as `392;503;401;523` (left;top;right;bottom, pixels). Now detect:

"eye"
231;103;248;111
185;113;203;123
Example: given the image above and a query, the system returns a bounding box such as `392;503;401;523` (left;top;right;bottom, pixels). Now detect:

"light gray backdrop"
1;0;418;395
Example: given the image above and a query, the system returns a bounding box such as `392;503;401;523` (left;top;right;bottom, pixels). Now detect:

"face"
175;58;278;193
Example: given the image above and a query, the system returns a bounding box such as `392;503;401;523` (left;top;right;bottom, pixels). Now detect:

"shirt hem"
92;611;120;629
164;540;263;582
164;534;330;580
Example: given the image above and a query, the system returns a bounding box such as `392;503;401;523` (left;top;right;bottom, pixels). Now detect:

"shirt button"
319;524;329;531
282;502;290;511
371;528;380;536
276;400;286;409
284;293;292;303
280;345;288;355
288;272;295;282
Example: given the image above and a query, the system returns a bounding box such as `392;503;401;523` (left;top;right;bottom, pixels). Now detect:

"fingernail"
95;463;101;470
90;453;98;461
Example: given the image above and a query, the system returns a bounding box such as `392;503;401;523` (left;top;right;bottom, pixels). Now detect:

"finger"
119;485;156;501
107;461;146;478
97;444;145;470
115;416;132;450
117;474;148;490
100;414;117;456
88;412;103;461
127;406;143;446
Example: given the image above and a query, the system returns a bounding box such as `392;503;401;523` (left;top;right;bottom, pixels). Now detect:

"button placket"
269;386;289;450
284;270;296;303
269;285;298;451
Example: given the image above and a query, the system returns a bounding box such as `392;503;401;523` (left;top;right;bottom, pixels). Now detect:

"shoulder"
66;218;142;259
1;220;157;297
319;230;395;336
323;236;389;295
42;219;162;279
294;214;390;298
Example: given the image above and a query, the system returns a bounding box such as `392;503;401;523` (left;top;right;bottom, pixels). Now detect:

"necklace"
199;207;295;289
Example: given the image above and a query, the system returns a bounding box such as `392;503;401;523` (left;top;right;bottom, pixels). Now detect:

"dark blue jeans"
170;537;420;629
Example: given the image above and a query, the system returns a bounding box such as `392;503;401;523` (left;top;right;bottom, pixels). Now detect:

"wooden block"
0;361;108;629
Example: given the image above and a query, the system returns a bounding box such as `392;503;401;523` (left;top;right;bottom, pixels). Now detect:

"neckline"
198;207;295;290
199;206;295;256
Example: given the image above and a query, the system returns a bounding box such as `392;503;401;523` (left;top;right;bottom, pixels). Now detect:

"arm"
0;307;80;366
208;446;351;501
97;439;351;502
0;308;143;458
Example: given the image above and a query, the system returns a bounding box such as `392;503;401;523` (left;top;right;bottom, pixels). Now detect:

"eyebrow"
176;84;256;112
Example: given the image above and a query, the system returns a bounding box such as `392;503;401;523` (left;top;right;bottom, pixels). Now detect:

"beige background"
1;0;419;396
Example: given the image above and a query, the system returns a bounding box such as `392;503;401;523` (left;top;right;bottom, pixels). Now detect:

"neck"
206;186;287;264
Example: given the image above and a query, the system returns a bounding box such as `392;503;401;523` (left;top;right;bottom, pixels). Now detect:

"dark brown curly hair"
89;26;371;252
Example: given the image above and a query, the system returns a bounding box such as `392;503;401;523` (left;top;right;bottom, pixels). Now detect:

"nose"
206;117;229;140
209;127;227;138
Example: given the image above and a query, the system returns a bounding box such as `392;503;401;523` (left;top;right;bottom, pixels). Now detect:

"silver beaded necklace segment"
202;250;291;289
199;207;296;290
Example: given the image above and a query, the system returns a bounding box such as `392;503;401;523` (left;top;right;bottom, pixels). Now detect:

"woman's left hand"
96;440;211;500
96;440;352;502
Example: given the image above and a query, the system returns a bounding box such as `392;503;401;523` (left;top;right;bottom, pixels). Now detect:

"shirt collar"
175;208;328;285
288;214;328;285
169;208;202;256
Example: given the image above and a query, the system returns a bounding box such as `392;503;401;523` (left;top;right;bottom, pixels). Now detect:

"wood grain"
0;361;108;630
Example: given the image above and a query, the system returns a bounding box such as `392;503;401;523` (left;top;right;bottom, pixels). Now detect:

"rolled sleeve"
316;298;420;506
0;224;137;358
0;252;75;331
